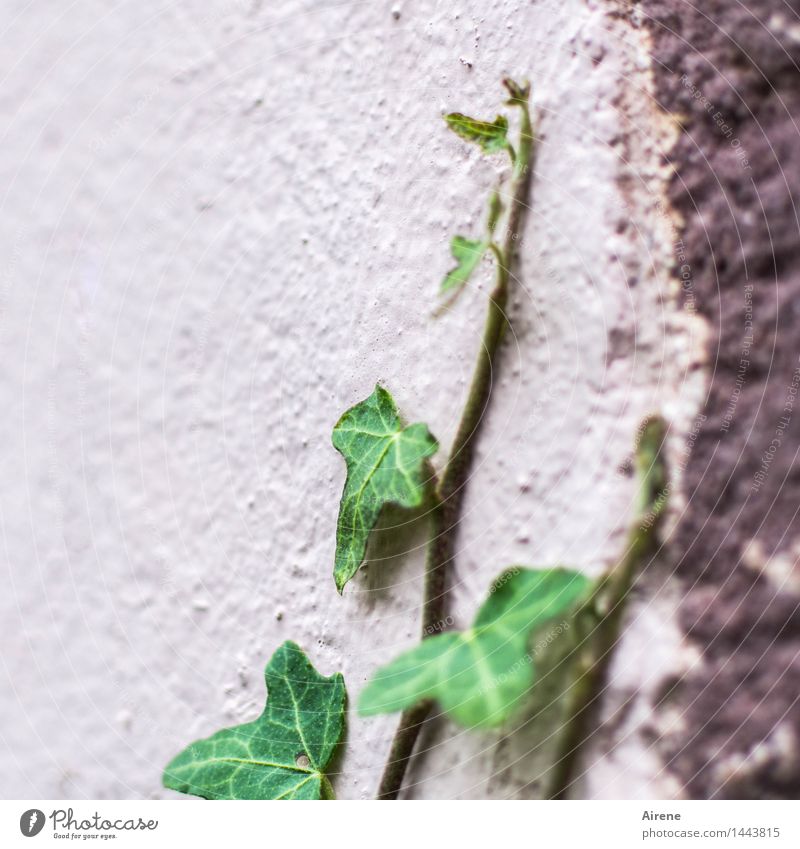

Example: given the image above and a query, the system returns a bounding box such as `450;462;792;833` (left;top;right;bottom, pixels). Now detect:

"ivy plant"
545;416;668;799
359;568;591;728
445;112;511;155
163;78;669;801
331;384;438;593
441;193;502;295
163;642;345;800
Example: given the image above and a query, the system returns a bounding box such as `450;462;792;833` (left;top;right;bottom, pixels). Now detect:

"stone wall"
1;0;792;800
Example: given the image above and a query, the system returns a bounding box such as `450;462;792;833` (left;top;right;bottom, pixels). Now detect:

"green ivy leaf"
163;641;346;800
359;567;591;728
440;194;503;295
445;112;510;154
441;235;488;294
332;384;438;593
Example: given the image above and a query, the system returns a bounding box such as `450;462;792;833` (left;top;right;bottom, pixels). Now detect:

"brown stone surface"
641;0;800;797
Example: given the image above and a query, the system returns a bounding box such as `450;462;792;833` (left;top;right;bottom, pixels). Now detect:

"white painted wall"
0;0;704;799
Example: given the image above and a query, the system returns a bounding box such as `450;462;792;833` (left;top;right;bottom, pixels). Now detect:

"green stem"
545;418;668;800
320;774;336;800
376;82;535;800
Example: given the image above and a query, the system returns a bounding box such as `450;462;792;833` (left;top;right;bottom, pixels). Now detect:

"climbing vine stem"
376;78;536;800
545;416;669;800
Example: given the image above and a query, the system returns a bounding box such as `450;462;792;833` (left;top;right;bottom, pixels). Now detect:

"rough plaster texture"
0;0;704;799
641;0;800;799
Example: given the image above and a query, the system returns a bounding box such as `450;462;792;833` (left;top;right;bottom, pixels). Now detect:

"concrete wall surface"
3;0;795;800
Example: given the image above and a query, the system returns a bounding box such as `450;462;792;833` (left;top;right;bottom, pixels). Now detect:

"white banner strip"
2;800;796;848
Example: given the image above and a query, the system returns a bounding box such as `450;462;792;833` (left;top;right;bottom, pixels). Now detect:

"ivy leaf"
441;236;488;294
332;384;438;593
440;193;503;295
359;568;591;728
163;641;346;800
445;112;510;154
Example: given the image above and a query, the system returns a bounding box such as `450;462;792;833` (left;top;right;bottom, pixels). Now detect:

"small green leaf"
445;112;510;153
440;194;504;296
163;641;345;800
441;235;488;294
332;385;438;593
359;567;591;728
